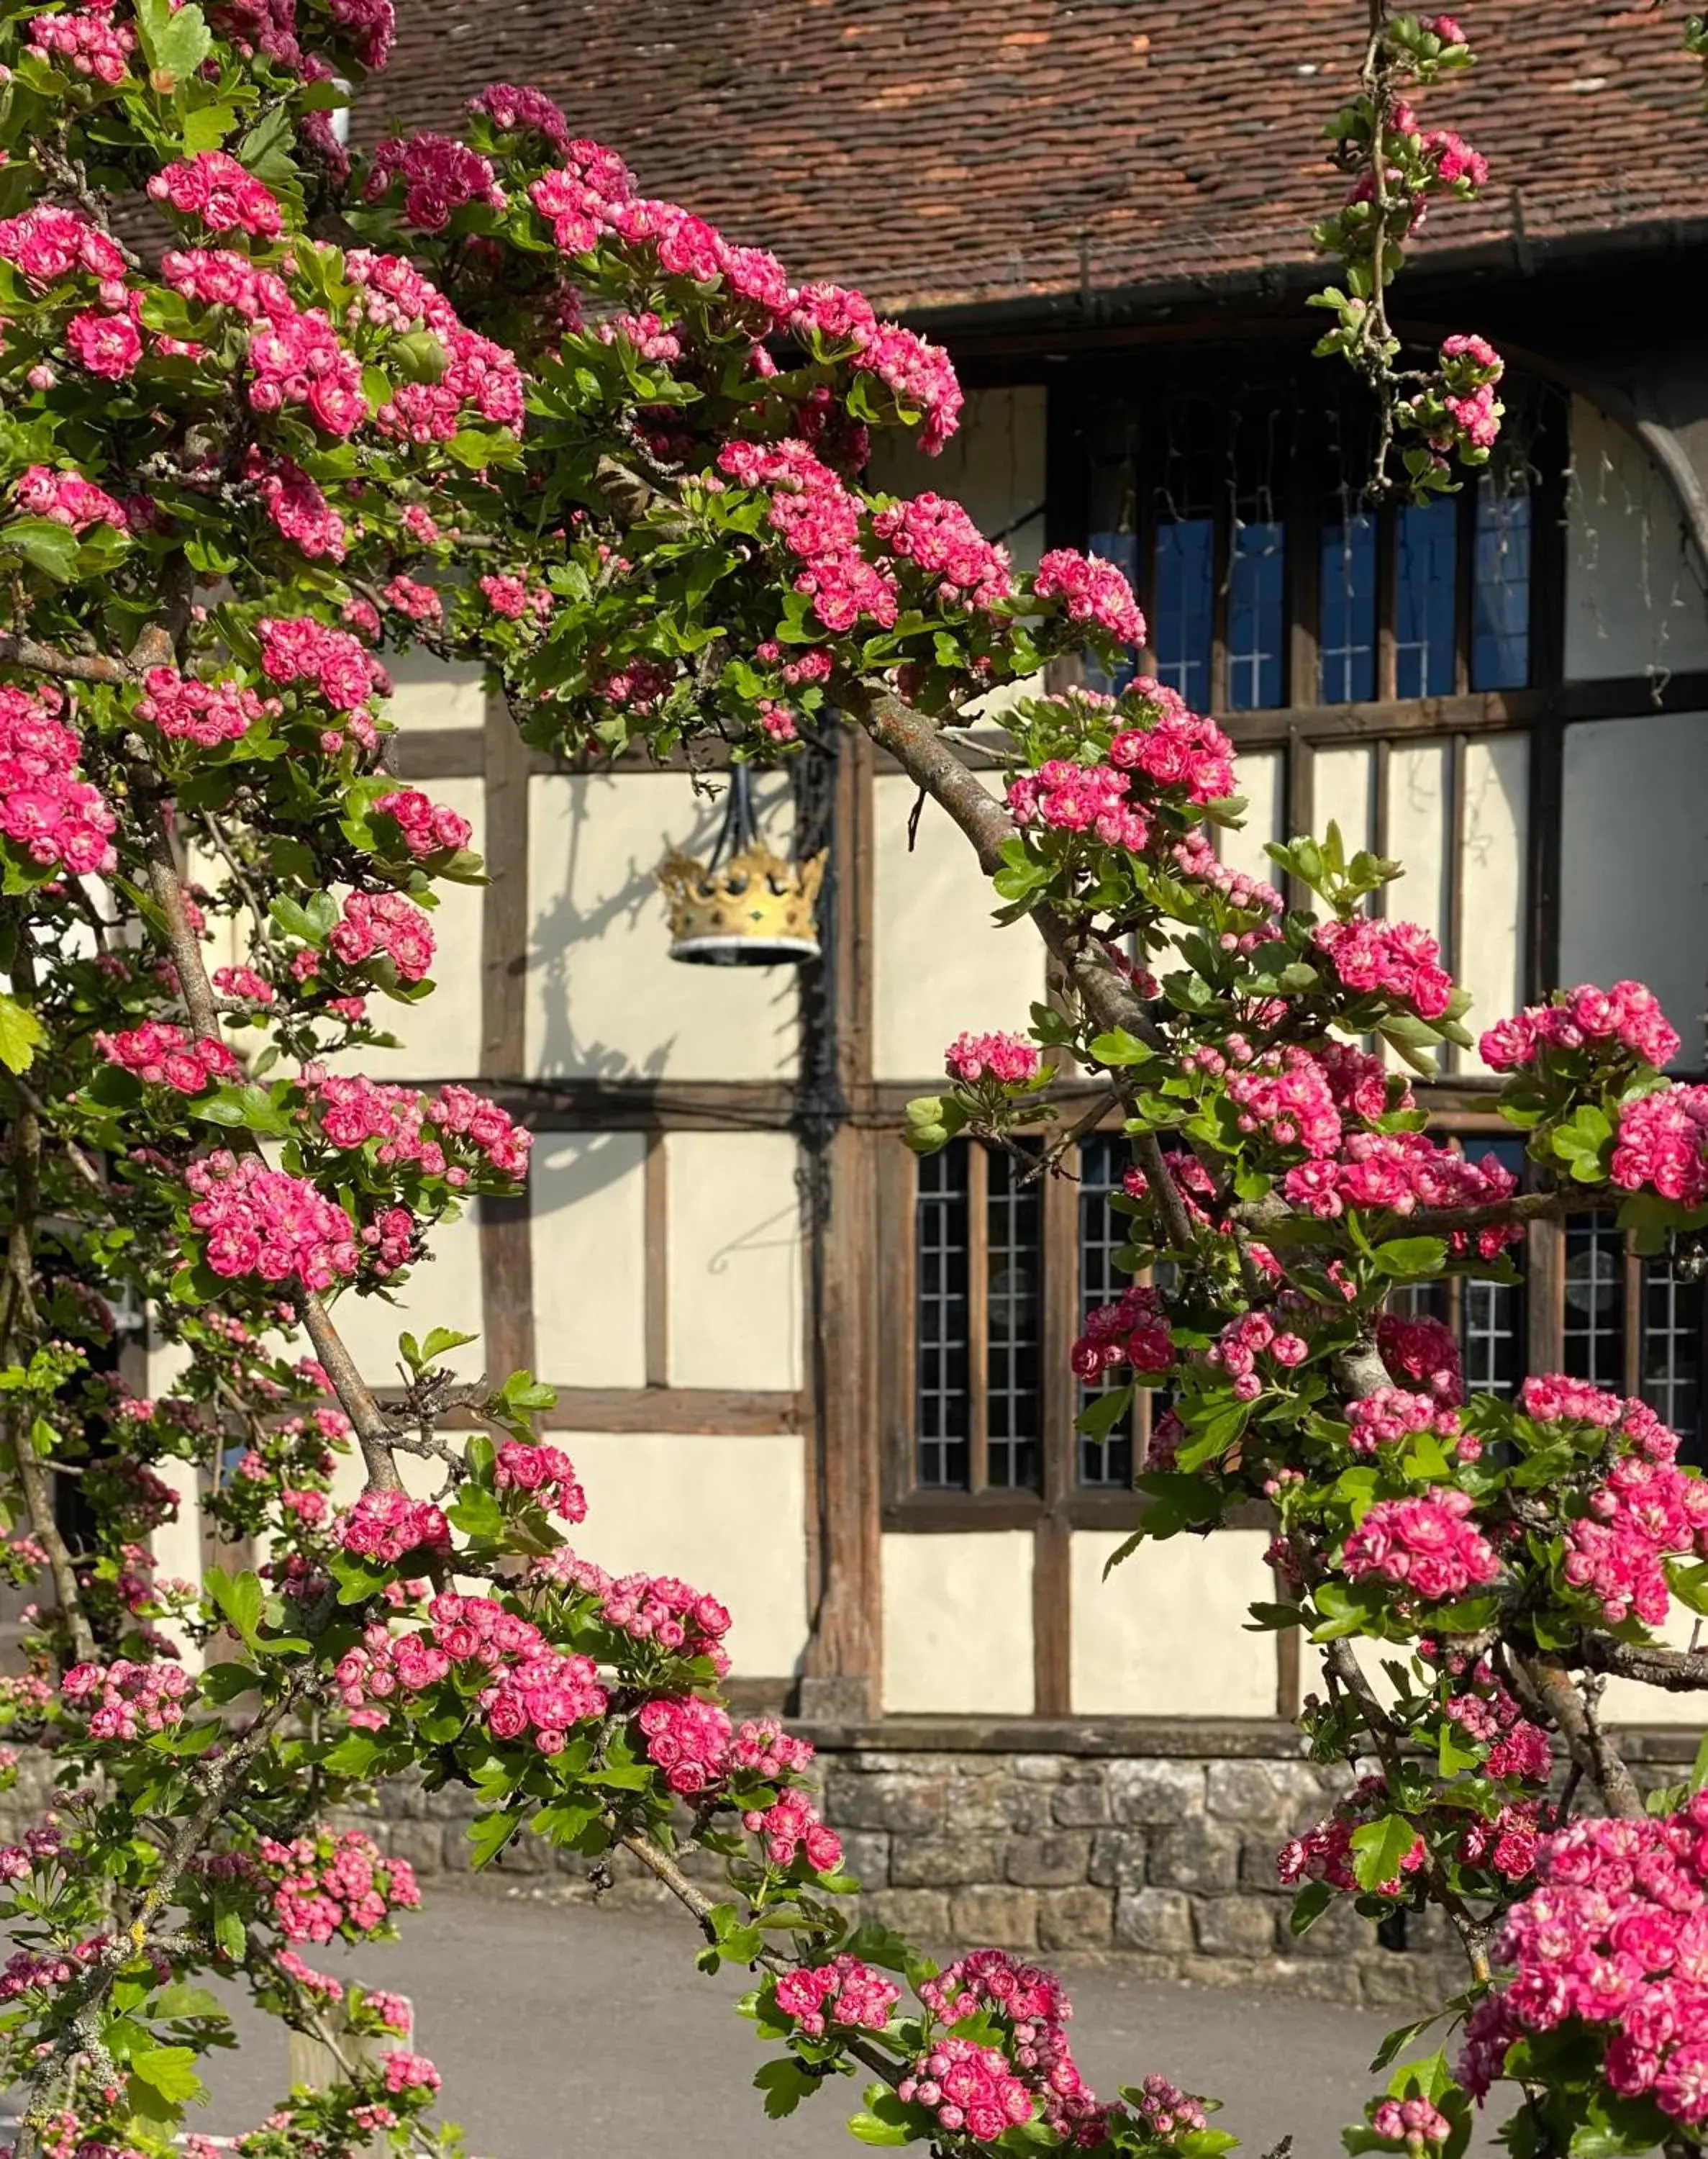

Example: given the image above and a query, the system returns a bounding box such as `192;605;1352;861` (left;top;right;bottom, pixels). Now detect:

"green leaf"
1349;1814;1417;1892
205;1565;263;1649
1087;1028;1153;1068
467;1811;522;1868
321;1732;386;1778
180;101;237;154
214;1906;246;1961
847;2114;912;2147
127;2046;205;2106
4;517;81;583
150;1983;224;2023
1074;1382;1133;1442
1289;1880;1334;1937
1373;1236;1448;1277
421;1326;477;1362
754;2058;820;2120
0;992;45;1074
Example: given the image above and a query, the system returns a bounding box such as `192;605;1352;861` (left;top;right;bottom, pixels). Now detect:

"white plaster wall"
562;1431;808;1675
1071;1528;1276;1717
665;1131;801;1391
1459;733;1528;1073
866;386;1047;576
150;1457;205;1673
330;1201;485;1387
1219;746;1284;888
526;772;799;1082
874;774;1044;1081
1566;398;1708;682
1385;739;1450;952
881;1530;1034;1715
319;777;483;1080
1312;743;1374;863
386;646;486;732
1560;712;1708;1069
530;1132;648;1389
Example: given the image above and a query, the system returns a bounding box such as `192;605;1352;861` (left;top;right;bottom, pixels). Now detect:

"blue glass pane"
1395;497;1458;697
1152;517;1213;709
1473;477;1531;690
1319;512;1377;703
1227;517;1284;710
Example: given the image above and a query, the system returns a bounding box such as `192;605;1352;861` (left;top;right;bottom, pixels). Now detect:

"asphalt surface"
173;1891;1495;2159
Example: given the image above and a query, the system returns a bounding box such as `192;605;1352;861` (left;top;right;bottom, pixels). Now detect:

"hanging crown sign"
658;764;825;966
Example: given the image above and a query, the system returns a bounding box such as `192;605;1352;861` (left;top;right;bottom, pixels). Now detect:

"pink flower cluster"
1171;831;1285;924
1340;1489;1499;1601
337;1490;450;1565
247;300;366;435
1278;1775;1426;1897
717;438;897;635
493;1441;586;1522
14;463;130;534
1032;549;1146;647
301;1070;532;1182
467;82;576;155
65;307;143;381
919;1950;1105;2145
1445;1670;1552;1784
0;206;127;287
479;572;553;622
135;666;274;747
343;253;524;442
374;788;473;860
27;7;135;83
534;1549;733;1673
1225;1046;1343;1157
250;451;347;562
184;1151;359;1293
214;965;275;1007
258;1829;420;1945
1007;760;1149;851
1611;1085;1708;1210
742;1785;842;1873
1128;2077;1210;2144
60;1657;194;1740
944;1031;1040;1085
1107;683;1235;804
789;284;963;451
147;153;283;238
257;615;390;718
636;1696;732;1795
868;494;1013;611
773;1955;899;2037
1071;1285;1173;1382
1282;1128;1519;1255
1314;917;1453;1020
381;2051;440;2096
1459;1798;1708;2129
95;1023;240;1095
1548;1390;1708;1627
335;1593;609;1753
1377;1311;1464;1406
163;246;292;320
0;684;118;877
1371;2098;1452;2149
324;891;436;983
730;1716;813;1777
1345;1386;1461;1454
897;2037;1035;2143
1480;980;1680;1074
365;134;506;232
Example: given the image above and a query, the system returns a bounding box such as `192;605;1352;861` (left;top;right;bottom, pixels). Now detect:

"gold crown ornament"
657;764;825;967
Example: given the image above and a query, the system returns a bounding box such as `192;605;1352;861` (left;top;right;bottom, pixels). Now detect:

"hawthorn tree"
1;3;1707;2158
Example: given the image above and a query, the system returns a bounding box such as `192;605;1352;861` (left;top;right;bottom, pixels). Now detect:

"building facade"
125;14;1708;1962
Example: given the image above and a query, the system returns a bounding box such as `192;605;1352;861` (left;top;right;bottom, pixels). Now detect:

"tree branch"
1509;1651;1645;1820
1579;1635;1708;1693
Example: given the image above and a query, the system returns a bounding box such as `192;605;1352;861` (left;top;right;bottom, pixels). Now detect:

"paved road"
182;1891;1492;2159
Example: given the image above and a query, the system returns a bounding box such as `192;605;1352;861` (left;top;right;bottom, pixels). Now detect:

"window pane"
1564;1216;1625;1390
1642;1257;1702;1451
1460;1139;1526;1398
986;1147;1041;1491
1395;496;1458;697
1228;512;1284;710
1151;399;1215;710
1320;510;1377;703
1472;472;1531;690
916;1143;969;1488
1077;1134;1135;1488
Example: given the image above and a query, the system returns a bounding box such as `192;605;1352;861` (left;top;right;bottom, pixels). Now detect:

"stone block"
890;1833;1008;1888
1148;1817;1241;1894
1014;1755;1073;1781
381;1821;446;1877
1193;1894;1278;1957
1205;1760;1323;1831
1108;1760;1206;1828
1358;1954;1464;2014
1088;1829;1148;1890
837;1832;892;1888
1239;1832;1290;1893
950;1886;1039;1947
1053;1770;1112;1828
1037;1887;1114;1952
1114;1887;1194;1955
861;1888;952;1940
825;1773;947;1835
1006;1832;1091;1887
949;1776;1034;1832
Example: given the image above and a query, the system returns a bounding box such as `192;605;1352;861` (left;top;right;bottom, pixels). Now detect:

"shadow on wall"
527;769;799;1082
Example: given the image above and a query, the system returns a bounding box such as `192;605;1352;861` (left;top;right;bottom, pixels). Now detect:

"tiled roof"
361;1;1708;322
